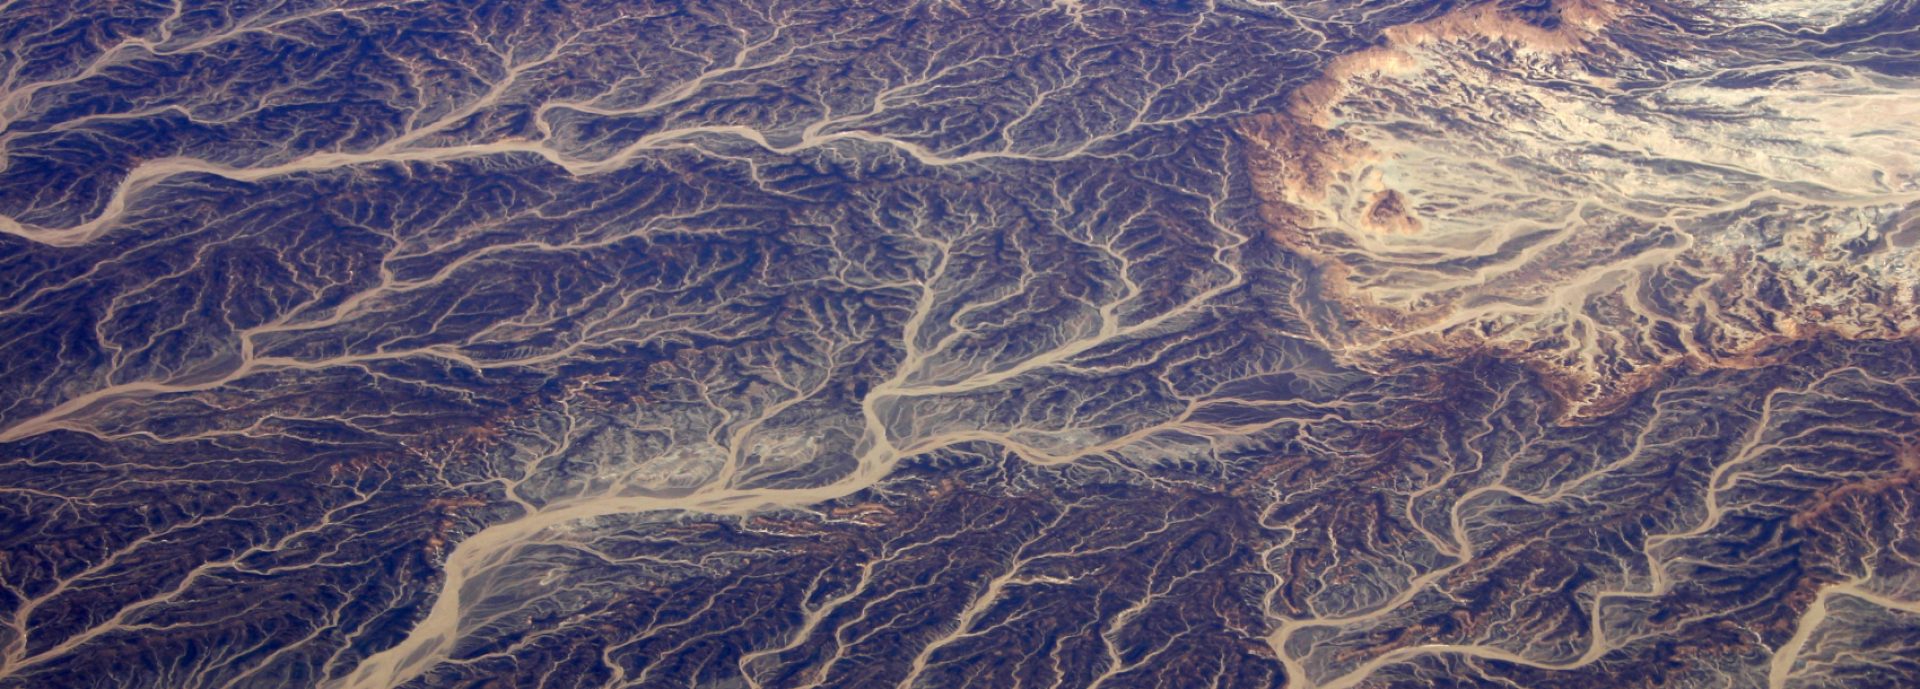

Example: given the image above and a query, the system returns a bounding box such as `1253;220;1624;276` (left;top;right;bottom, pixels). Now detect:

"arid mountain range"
2;0;1917;687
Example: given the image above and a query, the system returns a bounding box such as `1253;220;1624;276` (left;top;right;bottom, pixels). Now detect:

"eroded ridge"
2;1;1918;688
1243;0;1920;415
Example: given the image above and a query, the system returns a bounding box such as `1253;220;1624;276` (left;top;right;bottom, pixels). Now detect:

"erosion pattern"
1;0;1917;688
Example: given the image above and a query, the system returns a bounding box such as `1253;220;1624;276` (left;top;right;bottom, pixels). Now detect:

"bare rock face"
1;1;1918;688
1242;0;1920;415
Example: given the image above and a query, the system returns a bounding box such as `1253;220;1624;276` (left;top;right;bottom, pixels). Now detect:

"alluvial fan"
1;1;1917;687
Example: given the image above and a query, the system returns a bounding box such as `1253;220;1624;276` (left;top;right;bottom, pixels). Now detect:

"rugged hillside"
1;1;1916;687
